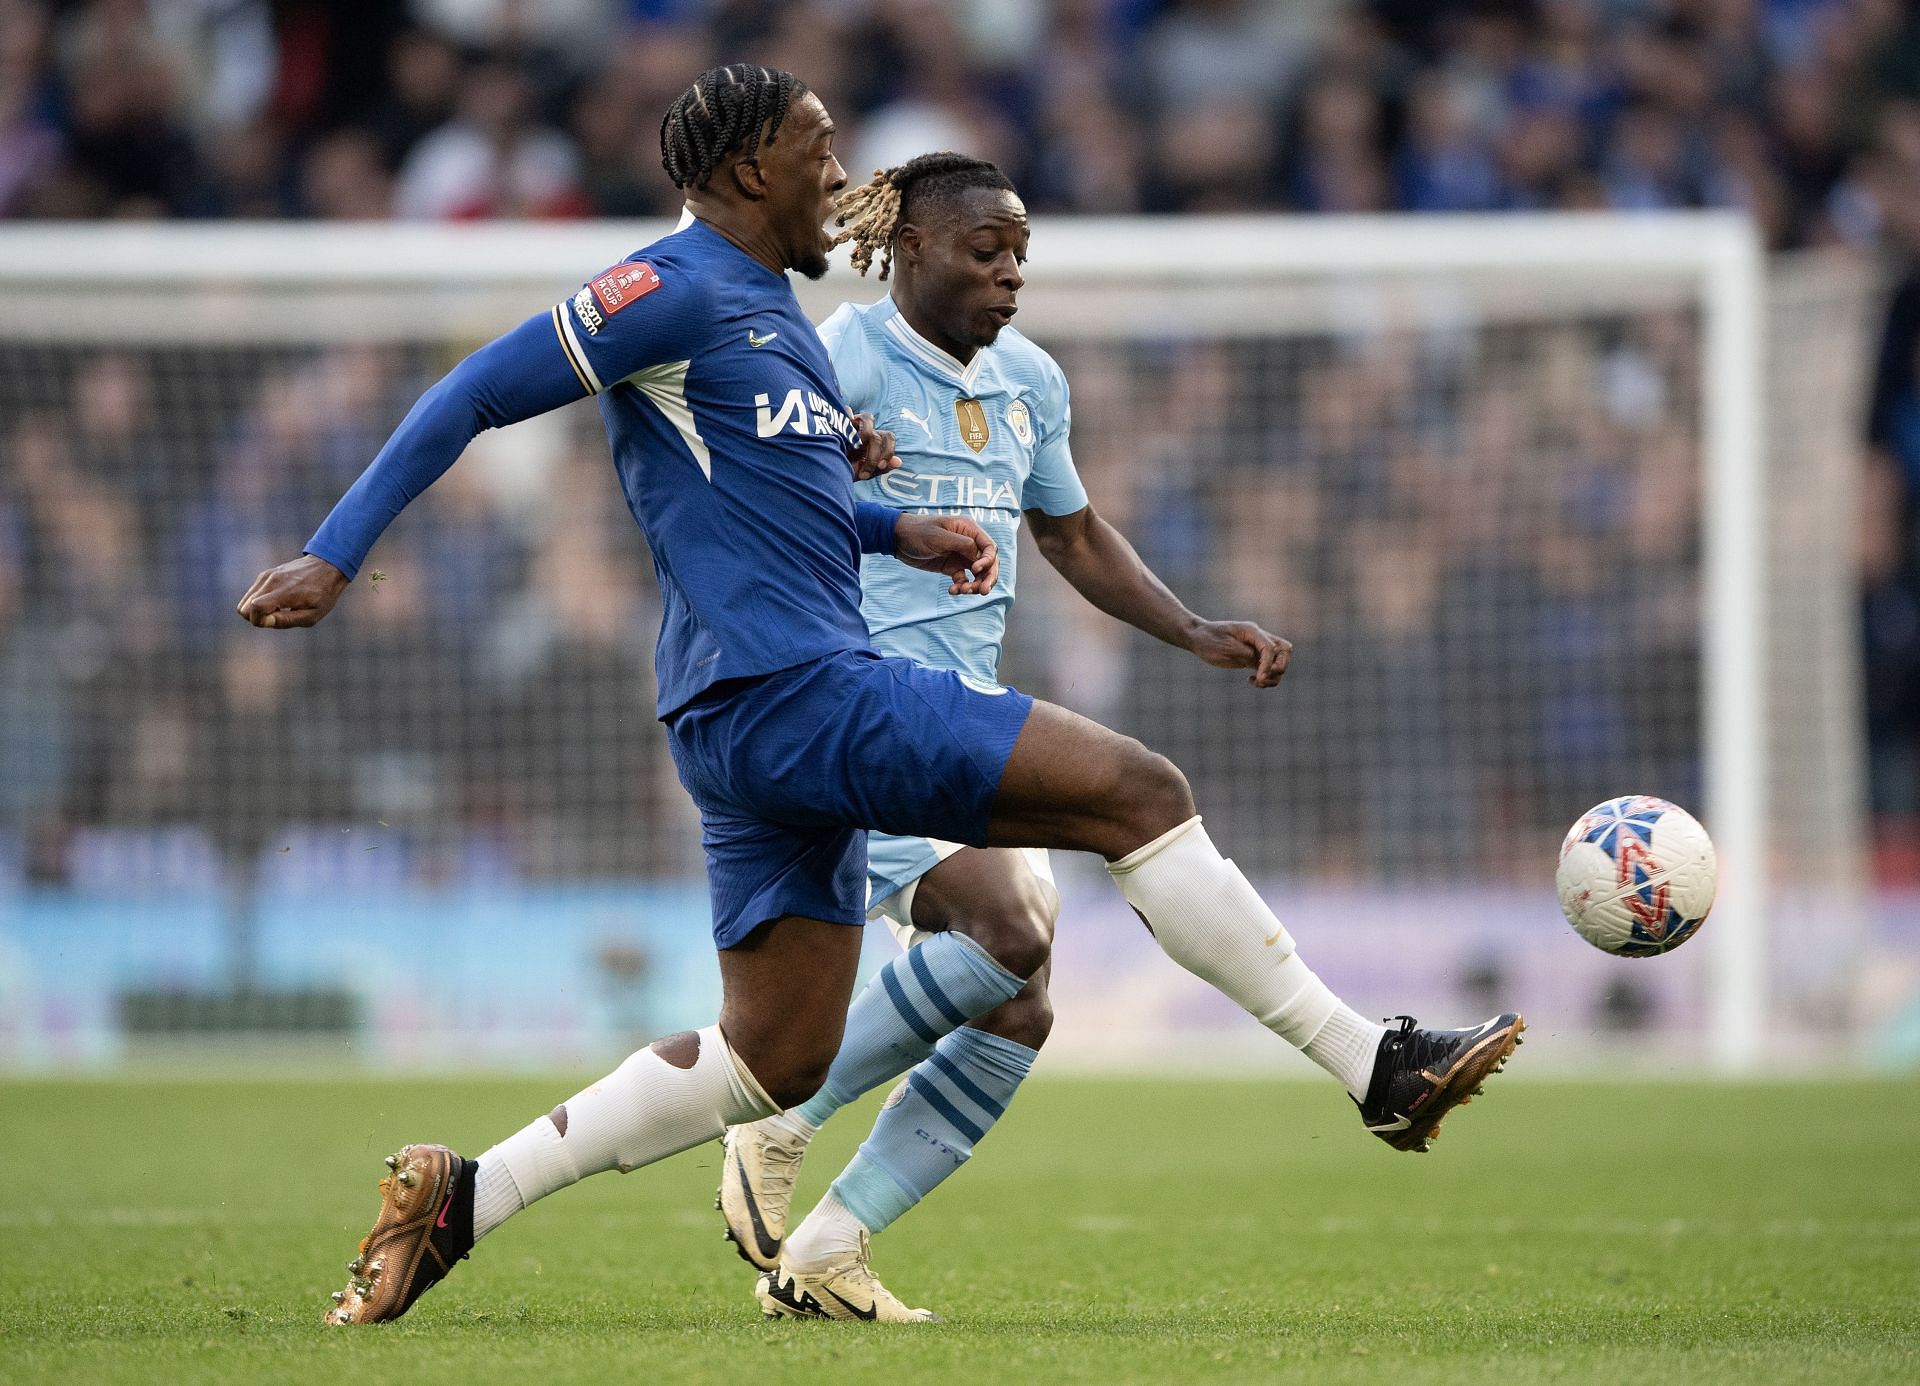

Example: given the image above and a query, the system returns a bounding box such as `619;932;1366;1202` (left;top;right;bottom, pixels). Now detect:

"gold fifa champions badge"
955;398;990;453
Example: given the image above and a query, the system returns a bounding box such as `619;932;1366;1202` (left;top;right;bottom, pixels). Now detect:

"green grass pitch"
2;1074;1916;1384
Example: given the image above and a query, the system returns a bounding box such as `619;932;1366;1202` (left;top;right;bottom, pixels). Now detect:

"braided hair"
660;64;809;191
833;152;1017;279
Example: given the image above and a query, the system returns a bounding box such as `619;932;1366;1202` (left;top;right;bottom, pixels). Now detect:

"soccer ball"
1555;796;1717;957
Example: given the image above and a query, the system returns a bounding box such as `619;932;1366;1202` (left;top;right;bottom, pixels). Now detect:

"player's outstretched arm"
1026;504;1289;687
238;296;636;629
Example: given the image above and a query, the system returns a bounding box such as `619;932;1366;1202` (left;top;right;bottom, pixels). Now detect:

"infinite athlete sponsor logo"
570;287;605;335
589;261;660;315
754;386;861;448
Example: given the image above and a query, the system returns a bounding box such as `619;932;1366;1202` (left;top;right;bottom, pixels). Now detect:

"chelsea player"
237;70;1521;1330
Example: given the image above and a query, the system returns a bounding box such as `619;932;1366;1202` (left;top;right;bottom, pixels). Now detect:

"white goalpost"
0;214;1873;1071
975;213;1774;1073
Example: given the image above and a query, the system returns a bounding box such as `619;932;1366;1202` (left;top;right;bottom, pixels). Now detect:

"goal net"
0;216;1876;1071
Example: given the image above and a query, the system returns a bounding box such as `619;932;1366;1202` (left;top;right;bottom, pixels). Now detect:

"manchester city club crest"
1006;398;1033;447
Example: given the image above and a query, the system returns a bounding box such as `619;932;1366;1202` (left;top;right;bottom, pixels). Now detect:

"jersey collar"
880;296;988;391
675;210;792;287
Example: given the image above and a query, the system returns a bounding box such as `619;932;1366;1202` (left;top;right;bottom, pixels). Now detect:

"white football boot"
716;1118;813;1271
756;1230;938;1323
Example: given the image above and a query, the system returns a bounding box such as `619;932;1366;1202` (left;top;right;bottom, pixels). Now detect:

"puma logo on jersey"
747;328;778;348
896;407;933;438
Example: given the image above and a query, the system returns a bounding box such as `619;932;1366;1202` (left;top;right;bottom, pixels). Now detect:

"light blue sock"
792;932;1024;1129
827;1026;1037;1233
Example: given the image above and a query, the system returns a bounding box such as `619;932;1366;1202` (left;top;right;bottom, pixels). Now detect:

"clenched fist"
236;554;350;629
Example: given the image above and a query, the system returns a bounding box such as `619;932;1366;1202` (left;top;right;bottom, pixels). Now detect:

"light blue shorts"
866;836;1056;950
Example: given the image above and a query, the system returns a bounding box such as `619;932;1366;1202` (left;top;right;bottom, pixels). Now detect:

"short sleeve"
552;256;714;395
818;303;884;414
1020;355;1088;516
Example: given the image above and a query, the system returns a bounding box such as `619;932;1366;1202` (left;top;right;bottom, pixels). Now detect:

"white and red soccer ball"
1555;796;1717;957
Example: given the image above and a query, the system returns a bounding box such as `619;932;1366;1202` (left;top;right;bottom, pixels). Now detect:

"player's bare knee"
1121;747;1194;839
987;925;1050;982
958;879;1056;980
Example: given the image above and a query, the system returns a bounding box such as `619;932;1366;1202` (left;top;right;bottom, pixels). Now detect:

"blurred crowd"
0;312;1712;890
1;0;1918;880
1030;318;1709;878
3;0;1920;241
0;338;703;889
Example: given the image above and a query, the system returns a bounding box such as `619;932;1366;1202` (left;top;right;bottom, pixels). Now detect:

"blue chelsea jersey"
554;220;878;714
821;297;1087;684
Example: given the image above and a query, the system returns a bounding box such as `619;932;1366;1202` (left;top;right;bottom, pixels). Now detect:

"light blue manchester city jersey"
820;296;1088;684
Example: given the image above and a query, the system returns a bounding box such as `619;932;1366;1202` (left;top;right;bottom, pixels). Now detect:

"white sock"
1302;1007;1389;1100
761;1108;819;1145
473;1114;572;1240
471;1023;775;1239
1108;817;1387;1099
781;1191;868;1271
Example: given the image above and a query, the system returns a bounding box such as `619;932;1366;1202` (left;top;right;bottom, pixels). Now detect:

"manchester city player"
730;155;1523;1322
238;69;1521;1330
720;153;1297;1319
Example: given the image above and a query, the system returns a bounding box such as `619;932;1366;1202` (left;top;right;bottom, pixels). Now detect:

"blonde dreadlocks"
832;152;1016;279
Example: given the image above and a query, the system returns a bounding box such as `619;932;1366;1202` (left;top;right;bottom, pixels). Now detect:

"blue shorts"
664;650;1034;948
